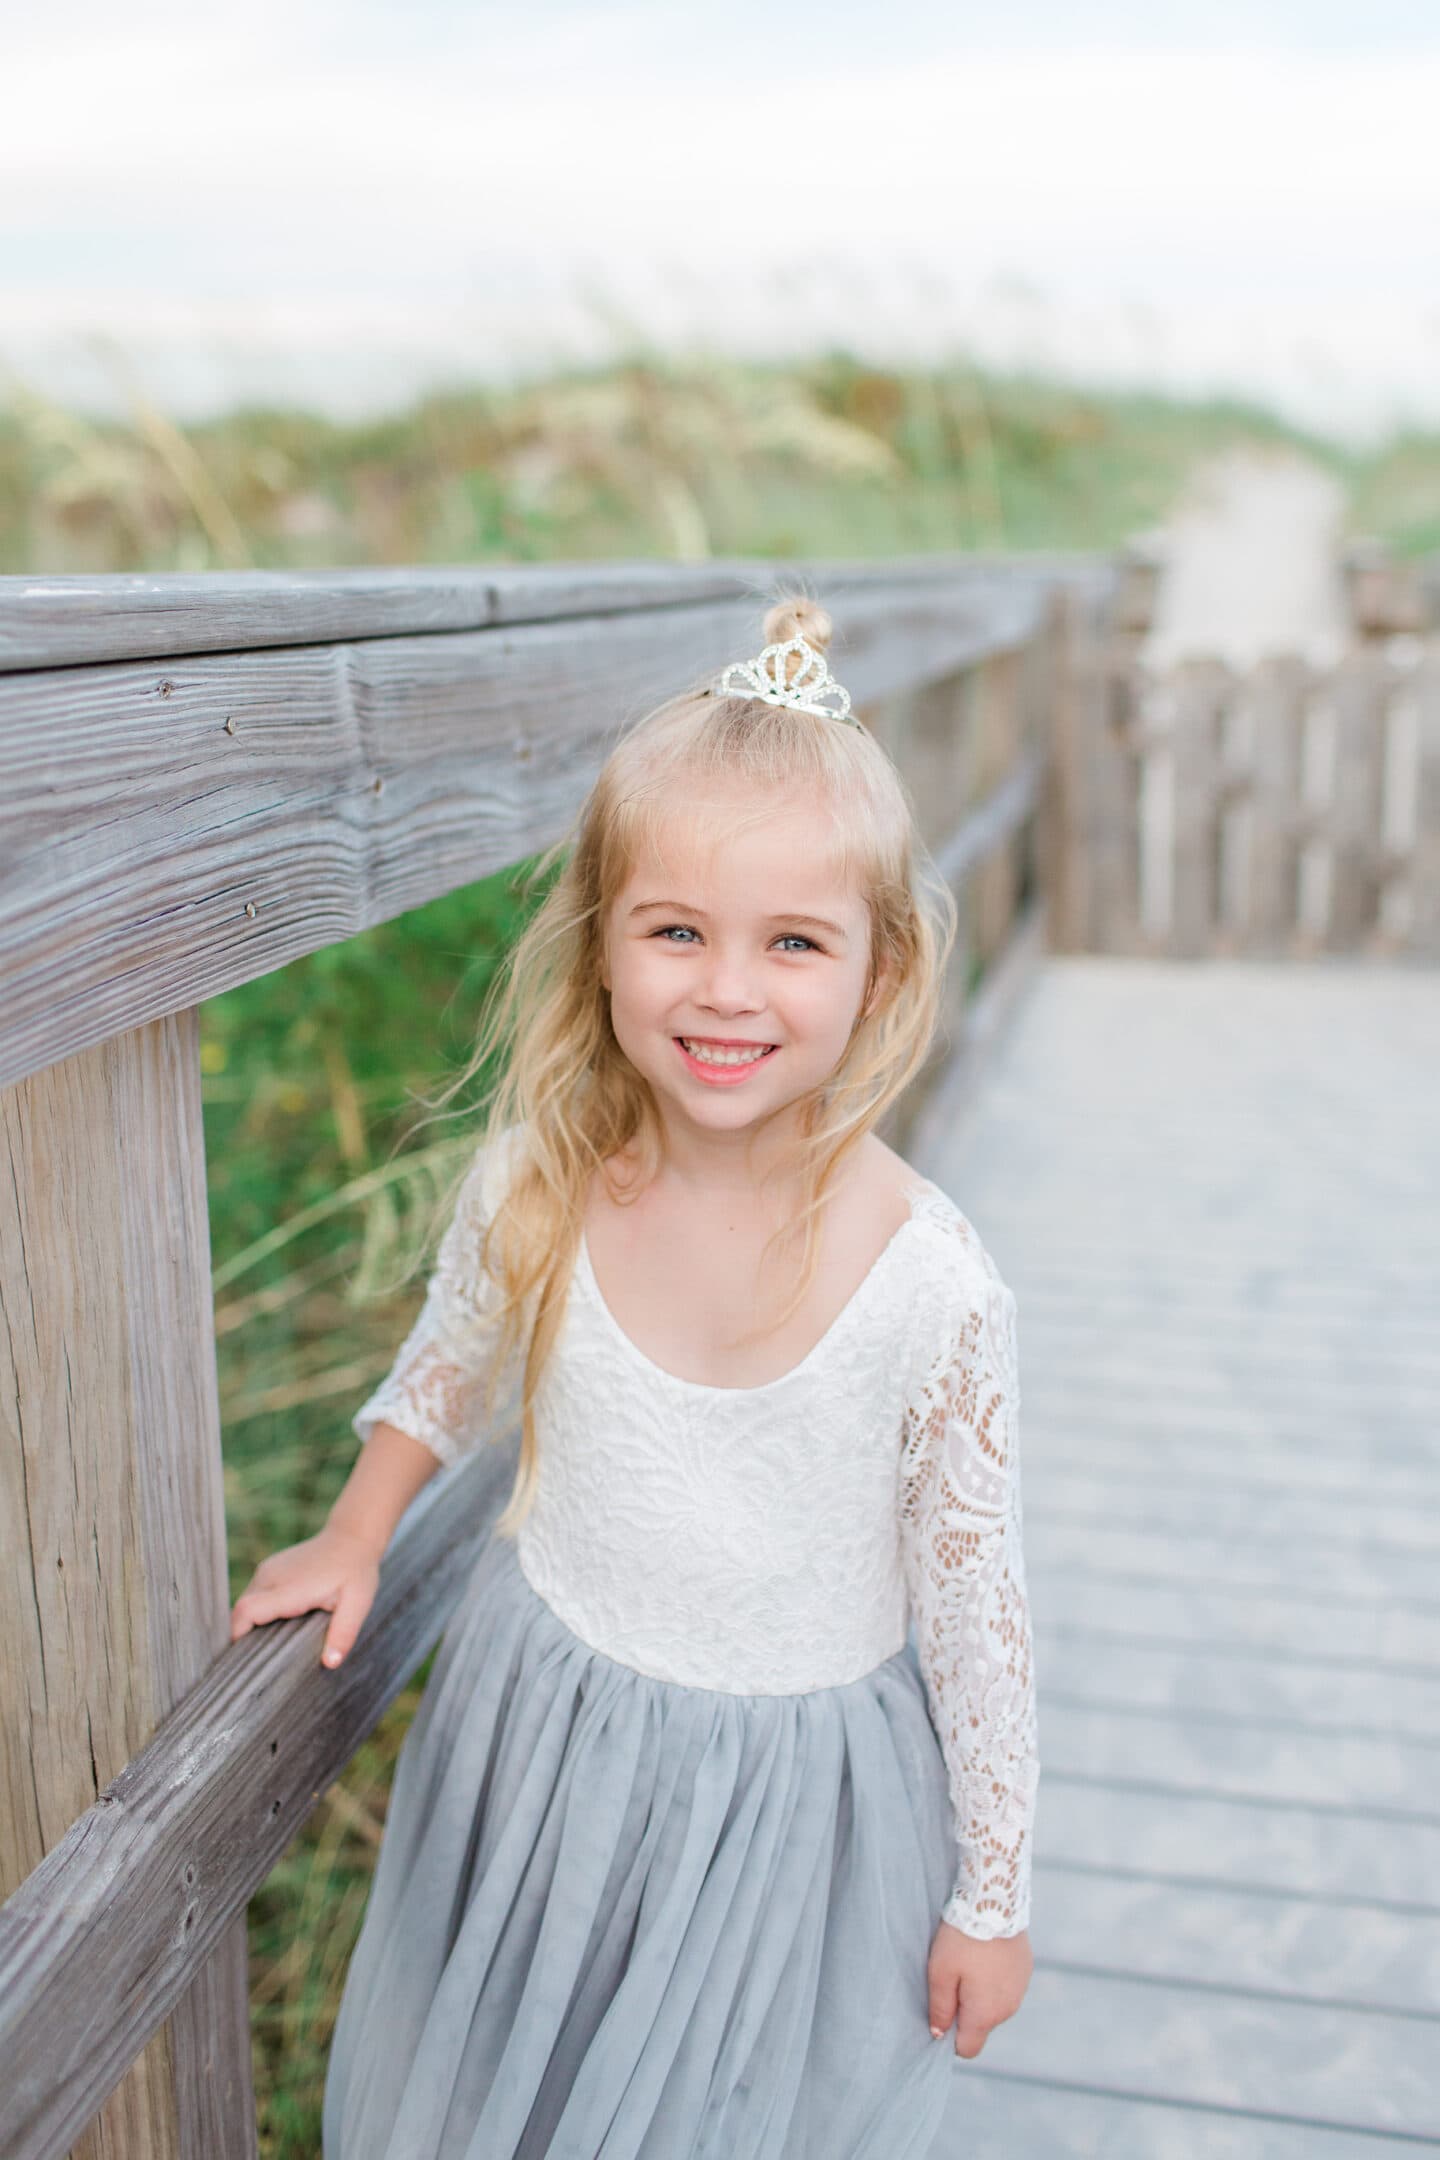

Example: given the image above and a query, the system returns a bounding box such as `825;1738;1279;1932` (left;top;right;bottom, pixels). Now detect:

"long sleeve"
897;1236;1040;1939
351;1126;523;1469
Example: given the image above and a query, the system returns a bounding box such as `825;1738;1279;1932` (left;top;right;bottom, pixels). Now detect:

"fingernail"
929;2026;942;2040
323;1648;341;1667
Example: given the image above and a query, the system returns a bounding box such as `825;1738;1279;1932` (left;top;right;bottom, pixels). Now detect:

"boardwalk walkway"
922;955;1440;2156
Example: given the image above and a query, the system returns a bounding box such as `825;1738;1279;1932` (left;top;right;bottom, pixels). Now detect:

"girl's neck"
646;1109;809;1206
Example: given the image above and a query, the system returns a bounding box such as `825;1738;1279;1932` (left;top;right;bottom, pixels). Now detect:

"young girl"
230;595;1040;2160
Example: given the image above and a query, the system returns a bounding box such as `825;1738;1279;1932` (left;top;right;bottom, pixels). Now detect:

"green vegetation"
6;350;1426;577
206;870;543;2148
12;350;1430;2150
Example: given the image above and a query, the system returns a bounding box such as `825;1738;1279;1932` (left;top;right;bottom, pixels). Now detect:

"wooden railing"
1076;543;1440;959
0;554;1111;2159
1056;641;1440;959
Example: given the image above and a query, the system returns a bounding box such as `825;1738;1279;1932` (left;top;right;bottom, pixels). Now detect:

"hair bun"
762;597;833;678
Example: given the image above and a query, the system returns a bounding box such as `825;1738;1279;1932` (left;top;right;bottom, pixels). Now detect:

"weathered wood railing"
1062;644;1440;958
1081;543;1440;958
0;555;1112;2159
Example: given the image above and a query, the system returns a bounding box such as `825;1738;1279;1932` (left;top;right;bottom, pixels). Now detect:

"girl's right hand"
229;1524;382;1670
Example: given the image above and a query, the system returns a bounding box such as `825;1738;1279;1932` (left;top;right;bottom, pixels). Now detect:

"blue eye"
653;926;817;953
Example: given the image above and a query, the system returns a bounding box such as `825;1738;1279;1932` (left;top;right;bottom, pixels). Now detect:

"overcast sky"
5;1;1439;440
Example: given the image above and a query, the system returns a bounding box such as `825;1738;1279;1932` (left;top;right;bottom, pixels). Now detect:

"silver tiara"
708;635;856;724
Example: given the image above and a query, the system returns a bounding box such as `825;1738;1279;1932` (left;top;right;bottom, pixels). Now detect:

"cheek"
609;946;669;1018
781;967;870;1039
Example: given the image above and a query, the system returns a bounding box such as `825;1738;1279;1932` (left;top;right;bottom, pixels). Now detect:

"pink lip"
673;1037;779;1086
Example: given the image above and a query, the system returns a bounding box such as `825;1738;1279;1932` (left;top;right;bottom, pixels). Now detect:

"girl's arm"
229;1422;438;1666
327;1419;445;1556
897;1234;1040;2051
231;1127;523;1665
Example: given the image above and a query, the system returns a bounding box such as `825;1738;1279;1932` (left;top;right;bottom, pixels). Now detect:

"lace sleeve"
897;1227;1040;1939
350;1127;522;1470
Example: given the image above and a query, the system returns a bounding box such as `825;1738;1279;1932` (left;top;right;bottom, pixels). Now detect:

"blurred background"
7;0;1440;574
8;4;1438;2151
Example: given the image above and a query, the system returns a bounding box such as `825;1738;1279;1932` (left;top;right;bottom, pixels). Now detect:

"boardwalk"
923;955;1440;2157
1137;444;1351;670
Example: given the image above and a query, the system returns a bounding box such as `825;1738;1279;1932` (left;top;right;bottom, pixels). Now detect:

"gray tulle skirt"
322;1526;967;2159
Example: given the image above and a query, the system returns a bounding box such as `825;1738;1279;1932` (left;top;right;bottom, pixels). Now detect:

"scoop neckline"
574;1178;943;1398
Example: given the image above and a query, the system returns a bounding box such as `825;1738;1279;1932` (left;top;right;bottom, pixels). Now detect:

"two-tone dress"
322;1123;1039;2159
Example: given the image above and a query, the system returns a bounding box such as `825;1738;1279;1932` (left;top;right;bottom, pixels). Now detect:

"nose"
695;943;764;1016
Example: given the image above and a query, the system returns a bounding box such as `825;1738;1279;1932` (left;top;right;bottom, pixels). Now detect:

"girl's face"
601;793;880;1145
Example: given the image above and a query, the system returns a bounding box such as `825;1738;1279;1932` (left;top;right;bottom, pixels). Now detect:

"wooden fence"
0;555;1111;2159
1054;641;1440;959
1071;542;1440;958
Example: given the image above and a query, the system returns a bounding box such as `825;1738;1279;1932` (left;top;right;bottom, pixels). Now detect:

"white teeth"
681;1039;774;1067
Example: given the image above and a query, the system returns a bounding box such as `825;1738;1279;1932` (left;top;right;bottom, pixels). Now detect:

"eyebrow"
627;900;848;939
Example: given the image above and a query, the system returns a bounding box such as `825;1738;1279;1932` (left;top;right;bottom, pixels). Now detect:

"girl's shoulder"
446;1123;533;1226
471;1117;532;1213
438;1121;532;1265
869;1145;1016;1318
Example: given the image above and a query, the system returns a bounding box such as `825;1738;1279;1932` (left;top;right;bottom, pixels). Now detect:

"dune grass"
5;349;1412;579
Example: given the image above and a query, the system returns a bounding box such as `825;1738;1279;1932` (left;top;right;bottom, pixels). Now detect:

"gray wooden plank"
1024;1440;1440;1511
1018;1310;1440;1378
939;2076;1434;2158
0;555;1107;672
1025;1520;1440;1608
0;577;1046;1093
956;1966;1438;2140
1033;1632;1440;1739
1034;1869;1440;2011
1032;1470;1440;1552
1027;1572;1440;1667
1020;1362;1440;1422
1035;1698;1440;1815
1021;1398;1440;1470
1042;1780;1440;1910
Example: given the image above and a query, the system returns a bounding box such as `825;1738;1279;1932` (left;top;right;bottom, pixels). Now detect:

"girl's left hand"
926;1918;1033;2058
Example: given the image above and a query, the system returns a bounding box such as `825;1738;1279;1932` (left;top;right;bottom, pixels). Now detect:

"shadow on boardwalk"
923;955;1439;2158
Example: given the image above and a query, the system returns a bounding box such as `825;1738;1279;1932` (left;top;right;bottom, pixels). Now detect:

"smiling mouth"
675;1037;779;1068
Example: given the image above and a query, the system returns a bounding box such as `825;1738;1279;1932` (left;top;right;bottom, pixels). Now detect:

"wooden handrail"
0;552;1109;2159
0;559;1101;1094
0;1438;517;2160
0;553;1107;673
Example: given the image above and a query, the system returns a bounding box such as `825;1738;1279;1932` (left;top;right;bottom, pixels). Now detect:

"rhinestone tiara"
708;635;856;724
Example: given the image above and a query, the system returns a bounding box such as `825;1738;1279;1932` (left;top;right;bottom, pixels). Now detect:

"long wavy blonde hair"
406;592;956;1536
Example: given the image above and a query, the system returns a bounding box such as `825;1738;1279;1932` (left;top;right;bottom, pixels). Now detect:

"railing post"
1413;641;1440;949
971;643;1022;966
0;1009;256;2159
1040;583;1092;954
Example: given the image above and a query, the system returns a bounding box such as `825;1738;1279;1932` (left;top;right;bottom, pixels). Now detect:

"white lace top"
352;1125;1039;1941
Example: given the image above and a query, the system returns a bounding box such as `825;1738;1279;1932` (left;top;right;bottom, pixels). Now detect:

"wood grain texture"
920;954;1440;2154
0;576;1056;1094
947;2078;1411;2160
1094;642;1440;959
1416;652;1440;946
0;1428;520;2160
0;555;1112;672
0;1009;253;2159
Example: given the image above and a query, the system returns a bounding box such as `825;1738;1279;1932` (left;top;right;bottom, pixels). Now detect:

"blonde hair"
407;593;956;1536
